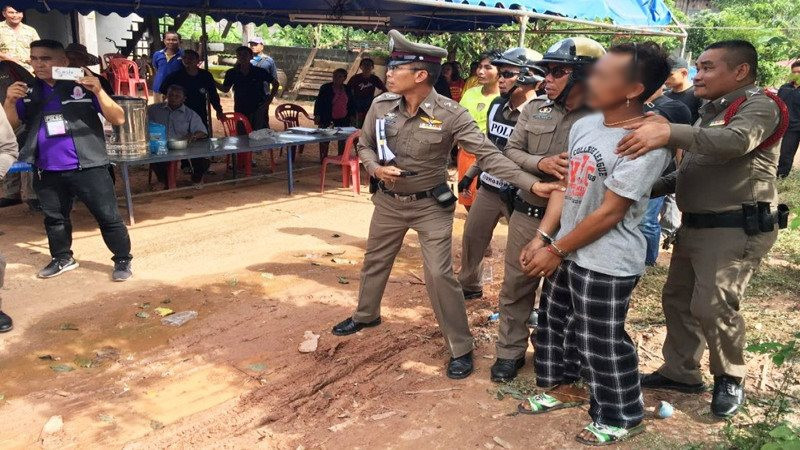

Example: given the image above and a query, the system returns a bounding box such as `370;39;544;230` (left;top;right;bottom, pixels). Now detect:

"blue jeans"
640;196;665;266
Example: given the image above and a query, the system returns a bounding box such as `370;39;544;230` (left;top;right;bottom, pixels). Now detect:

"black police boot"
641;371;706;394
331;317;381;336
463;289;483;301
0;198;22;208
490;357;525;382
0;311;12;332
447;351;474;379
711;375;745;418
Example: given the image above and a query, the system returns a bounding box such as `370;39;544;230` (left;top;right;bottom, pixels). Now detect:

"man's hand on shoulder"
616;113;671;159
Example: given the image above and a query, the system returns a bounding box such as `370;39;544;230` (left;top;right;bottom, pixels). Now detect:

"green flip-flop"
517;393;584;415
575;422;646;446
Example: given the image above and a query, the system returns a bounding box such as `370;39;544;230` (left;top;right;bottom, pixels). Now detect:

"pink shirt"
331;86;348;120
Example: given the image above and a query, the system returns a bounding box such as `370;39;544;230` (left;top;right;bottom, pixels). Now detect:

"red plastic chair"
321;130;363;196
221;112;277;175
274;103;312;158
109;58;149;98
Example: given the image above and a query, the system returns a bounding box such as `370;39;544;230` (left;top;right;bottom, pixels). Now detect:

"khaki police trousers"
659;227;777;384
2;172;36;201
458;188;511;292
353;191;474;358
496;210;542;360
0;253;5;310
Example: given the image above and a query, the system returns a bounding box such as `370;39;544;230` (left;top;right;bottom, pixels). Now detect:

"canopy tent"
17;0;682;36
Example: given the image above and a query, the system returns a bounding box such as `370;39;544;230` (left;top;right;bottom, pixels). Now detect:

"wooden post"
288;47;318;100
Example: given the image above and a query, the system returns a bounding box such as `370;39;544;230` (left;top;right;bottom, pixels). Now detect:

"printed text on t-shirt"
567;145;608;200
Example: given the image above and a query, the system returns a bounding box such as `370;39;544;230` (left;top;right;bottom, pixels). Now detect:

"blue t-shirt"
251;54;278;80
16;81;102;171
152;48;184;93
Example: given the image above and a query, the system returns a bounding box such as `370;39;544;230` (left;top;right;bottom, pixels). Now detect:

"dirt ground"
1;99;798;449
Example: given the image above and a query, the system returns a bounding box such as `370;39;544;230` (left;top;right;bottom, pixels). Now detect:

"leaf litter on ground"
50;364;74;373
58;323;78;331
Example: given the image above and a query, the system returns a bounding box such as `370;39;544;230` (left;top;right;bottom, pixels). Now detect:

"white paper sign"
52;66;84;81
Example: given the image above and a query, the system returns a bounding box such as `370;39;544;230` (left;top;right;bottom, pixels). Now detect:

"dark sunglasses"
546;67;572;79
499;71;521;79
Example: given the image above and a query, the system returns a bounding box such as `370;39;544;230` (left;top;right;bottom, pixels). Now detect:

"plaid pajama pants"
535;260;644;428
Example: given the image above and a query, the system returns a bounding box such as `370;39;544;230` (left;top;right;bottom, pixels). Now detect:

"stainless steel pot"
105;96;148;159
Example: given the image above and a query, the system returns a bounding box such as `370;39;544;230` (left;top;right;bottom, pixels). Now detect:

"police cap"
387;29;448;68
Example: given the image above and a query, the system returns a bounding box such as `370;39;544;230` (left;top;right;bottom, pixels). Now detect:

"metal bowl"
168;139;188;150
318;128;339;136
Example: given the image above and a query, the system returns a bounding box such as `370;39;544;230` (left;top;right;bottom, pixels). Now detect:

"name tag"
419;122;442;131
709;119;725;127
479;171;510;189
44;113;68;137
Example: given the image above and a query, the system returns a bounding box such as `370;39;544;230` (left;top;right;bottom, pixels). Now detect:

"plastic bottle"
161;310;198;327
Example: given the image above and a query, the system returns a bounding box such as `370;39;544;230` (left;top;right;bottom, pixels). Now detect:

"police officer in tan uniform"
489;38;605;382
457;47;544;300
618;40;789;418
0;104;19;332
331;30;551;379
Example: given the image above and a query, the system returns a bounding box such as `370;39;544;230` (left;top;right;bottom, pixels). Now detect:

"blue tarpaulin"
16;0;673;31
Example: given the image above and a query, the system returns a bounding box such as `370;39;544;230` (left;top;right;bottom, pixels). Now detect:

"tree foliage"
686;0;800;86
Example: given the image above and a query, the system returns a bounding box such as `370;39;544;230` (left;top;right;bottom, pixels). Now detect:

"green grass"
629;265;670;330
773;173;800;265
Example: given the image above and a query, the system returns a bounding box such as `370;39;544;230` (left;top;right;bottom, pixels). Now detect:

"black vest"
486;98;516;152
19;80;109;169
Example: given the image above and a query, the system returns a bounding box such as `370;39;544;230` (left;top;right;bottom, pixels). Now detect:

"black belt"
380;186;431;203
513;196;547;219
682;211;744;229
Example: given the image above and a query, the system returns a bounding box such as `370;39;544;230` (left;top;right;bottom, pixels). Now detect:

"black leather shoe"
463;289;483;300
490;357;525;382
331;317;381;336
0;198;22;208
712;375;745;418
447;351;474;379
0;311;12;333
641;371;706;394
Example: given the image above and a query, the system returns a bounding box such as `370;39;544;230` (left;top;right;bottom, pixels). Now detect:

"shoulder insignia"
376;92;400;101
747;88;761;97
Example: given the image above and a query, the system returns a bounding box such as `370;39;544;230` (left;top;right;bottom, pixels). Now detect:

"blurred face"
360;61;374;74
693;48;750;100
441;64;453;81
3;7;23;25
543;63;572;100
664;68;688;90
476;58;498;85
182;53;199;69
586;52;643;111
65;51;88;68
249;42;264;54
236;49;253;65
790;65;800;83
385;64;425;94
167;88;185;109
497;64;521;95
333;71;346;85
163;33;180;51
30;47;68;81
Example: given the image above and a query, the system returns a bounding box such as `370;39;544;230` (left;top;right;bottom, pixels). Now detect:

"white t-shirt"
556;113;672;277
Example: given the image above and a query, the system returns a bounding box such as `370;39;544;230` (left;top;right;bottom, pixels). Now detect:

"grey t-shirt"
555;113;672;277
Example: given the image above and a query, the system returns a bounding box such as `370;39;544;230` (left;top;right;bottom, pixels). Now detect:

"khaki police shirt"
358;88;538;194
503;97;591;206
465;96;533;179
653;84;781;213
0;105;18;179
